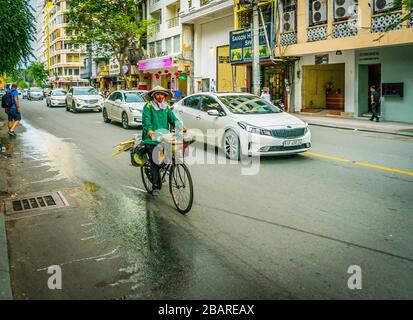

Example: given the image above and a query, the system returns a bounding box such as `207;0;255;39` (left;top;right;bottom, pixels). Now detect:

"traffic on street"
1;98;412;300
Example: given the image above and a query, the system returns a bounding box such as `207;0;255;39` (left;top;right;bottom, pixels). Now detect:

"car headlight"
129;107;141;113
304;125;310;134
238;121;272;136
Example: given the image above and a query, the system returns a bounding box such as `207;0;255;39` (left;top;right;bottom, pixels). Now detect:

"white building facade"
180;0;234;93
34;0;46;64
138;0;192;95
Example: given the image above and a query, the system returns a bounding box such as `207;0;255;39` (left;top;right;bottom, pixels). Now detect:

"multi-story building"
230;0;413;123
41;0;88;88
34;0;46;65
180;0;235;93
138;0;192;95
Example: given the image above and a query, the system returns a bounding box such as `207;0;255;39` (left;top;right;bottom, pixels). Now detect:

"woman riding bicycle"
142;86;185;197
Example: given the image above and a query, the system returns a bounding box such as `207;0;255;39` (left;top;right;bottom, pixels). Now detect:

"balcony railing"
333;19;358;38
279;32;297;46
201;0;212;5
307;24;328;42
167;16;179;29
371;10;402;33
148;23;161;36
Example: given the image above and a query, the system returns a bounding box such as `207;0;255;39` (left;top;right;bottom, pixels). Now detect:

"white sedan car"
46;89;67;107
66;86;104;113
173;92;311;159
102;90;147;129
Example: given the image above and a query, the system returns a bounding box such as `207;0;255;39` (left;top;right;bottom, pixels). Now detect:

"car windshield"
31;88;42;92
52;90;67;96
218;95;281;114
125;92;145;103
74;88;98;95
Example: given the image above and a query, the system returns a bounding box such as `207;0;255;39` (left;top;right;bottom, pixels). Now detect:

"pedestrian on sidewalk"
370;86;381;122
2;84;21;136
260;87;271;102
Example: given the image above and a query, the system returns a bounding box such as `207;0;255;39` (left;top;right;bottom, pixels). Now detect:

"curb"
0;212;12;300
0;120;13;300
306;122;413;137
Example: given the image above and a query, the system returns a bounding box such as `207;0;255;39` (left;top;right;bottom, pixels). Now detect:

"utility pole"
252;0;261;96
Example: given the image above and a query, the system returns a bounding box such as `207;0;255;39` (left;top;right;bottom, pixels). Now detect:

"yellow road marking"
354;162;413;176
304;152;350;163
304;152;413;177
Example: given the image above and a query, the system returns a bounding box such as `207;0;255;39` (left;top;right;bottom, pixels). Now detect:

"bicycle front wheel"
169;163;193;214
141;164;152;193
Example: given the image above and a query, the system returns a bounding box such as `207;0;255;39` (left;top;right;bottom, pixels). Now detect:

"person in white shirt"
260;87;271;102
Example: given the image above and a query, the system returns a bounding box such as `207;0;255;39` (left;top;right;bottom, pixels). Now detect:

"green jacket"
142;102;181;145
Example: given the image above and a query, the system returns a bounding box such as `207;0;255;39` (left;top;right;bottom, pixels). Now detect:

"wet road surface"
4;99;413;299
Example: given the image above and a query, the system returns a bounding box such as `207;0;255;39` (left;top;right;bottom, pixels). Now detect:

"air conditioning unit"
335;0;358;20
312;0;327;24
282;11;296;32
374;0;396;13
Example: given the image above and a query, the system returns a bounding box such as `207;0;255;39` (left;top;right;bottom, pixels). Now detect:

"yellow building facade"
43;0;87;88
232;0;413;123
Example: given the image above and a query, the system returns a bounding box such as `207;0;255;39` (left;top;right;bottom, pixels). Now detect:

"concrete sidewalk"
0;117;12;300
296;113;413;137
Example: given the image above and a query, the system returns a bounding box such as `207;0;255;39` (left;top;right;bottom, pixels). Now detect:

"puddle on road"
5;120;193;298
18;121;87;181
88;190;193;298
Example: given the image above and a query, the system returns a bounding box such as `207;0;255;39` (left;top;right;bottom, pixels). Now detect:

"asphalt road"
5;99;413;299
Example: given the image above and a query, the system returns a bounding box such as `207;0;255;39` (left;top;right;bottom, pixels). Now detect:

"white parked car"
46;89;67;107
66;86;104;113
22;89;28;99
173;92;311;159
28;87;44;100
103;90;147;129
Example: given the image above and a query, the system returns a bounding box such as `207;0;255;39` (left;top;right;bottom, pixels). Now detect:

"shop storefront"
356;45;413;123
138;55;191;96
95;60;111;91
229;22;285;97
293;50;356;116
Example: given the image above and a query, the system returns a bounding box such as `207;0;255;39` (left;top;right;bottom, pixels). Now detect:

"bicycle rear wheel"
169;163;193;214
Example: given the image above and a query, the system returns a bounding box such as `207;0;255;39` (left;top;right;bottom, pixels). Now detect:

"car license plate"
283;139;302;147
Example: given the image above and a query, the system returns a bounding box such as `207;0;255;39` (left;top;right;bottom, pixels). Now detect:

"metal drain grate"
9;191;69;214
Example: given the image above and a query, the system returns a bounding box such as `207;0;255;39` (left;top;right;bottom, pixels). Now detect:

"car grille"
268;143;311;152
271;128;305;139
84;99;99;104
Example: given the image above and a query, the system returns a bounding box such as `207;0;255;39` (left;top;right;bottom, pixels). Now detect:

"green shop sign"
229;23;273;63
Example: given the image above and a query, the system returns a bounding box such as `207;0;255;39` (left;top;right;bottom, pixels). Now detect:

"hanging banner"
229;22;273;63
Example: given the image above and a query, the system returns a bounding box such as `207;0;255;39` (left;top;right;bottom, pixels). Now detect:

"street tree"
0;0;35;75
65;0;153;88
27;62;48;87
4;69;29;89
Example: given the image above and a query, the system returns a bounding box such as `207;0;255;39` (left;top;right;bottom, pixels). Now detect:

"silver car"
46;89;67;107
65;86;104;113
28;87;44;100
103;90;147;129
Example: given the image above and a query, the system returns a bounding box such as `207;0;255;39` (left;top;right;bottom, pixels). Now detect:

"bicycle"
140;133;194;214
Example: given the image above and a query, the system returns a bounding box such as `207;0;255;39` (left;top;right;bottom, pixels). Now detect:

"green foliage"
0;0;35;75
65;0;152;63
377;0;413;37
4;69;30;88
27;62;48;87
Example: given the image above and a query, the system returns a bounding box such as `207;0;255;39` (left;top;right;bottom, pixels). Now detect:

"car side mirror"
207;109;220;117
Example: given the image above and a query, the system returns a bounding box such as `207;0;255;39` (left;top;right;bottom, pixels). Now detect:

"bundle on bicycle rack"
112;135;149;167
159;132;195;157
